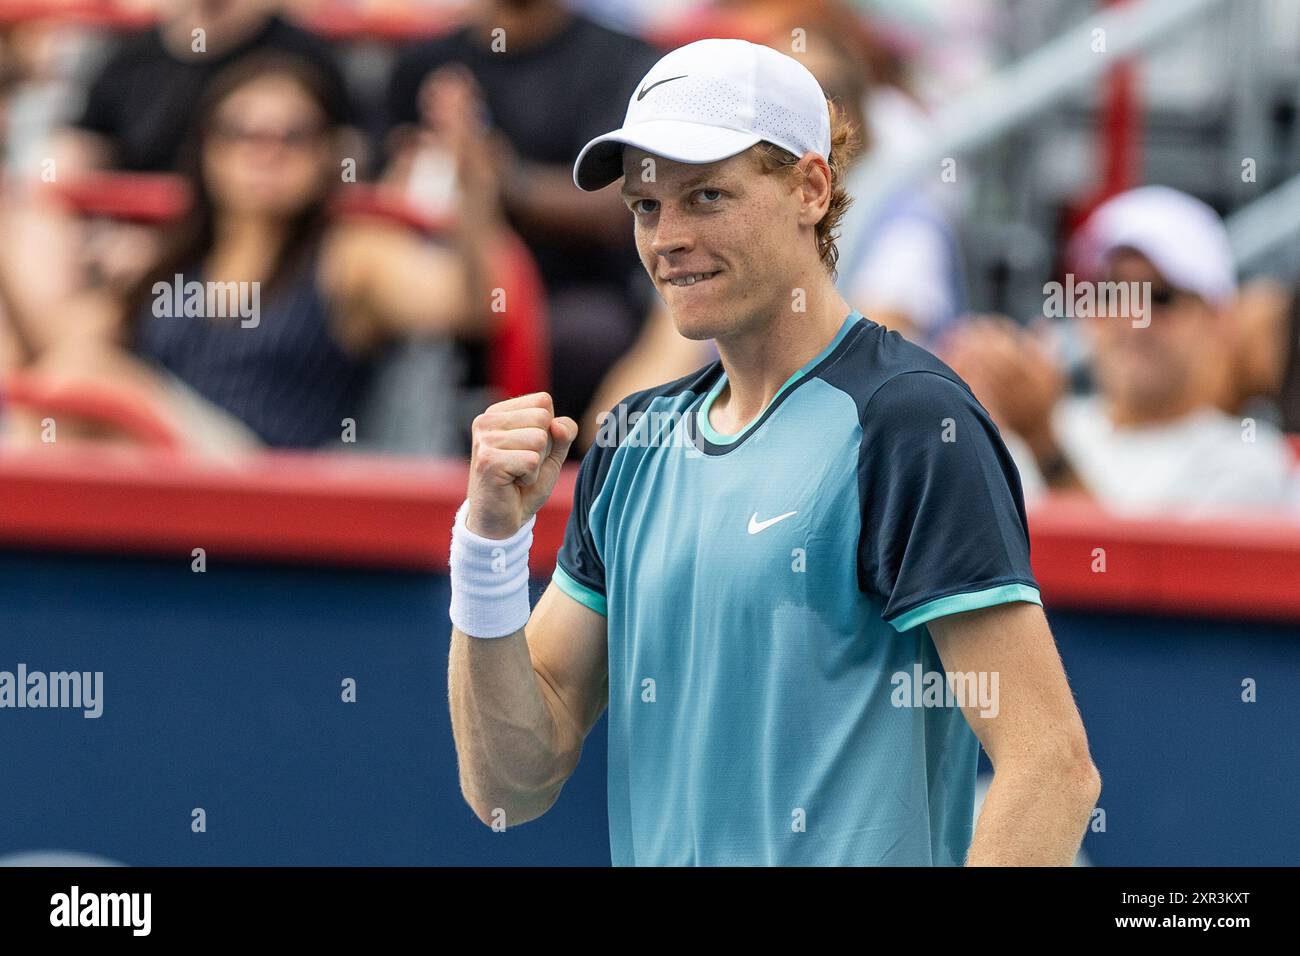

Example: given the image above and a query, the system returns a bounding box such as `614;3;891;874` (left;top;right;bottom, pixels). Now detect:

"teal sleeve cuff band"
888;582;1042;632
552;564;608;617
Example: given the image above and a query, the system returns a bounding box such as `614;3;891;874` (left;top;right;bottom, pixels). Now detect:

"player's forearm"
448;625;578;828
450;397;582;827
964;756;1101;865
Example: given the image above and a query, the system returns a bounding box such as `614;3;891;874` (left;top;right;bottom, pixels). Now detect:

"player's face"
621;147;806;341
1084;249;1217;410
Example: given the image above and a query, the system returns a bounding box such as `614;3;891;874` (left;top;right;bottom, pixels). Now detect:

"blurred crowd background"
1;0;1299;520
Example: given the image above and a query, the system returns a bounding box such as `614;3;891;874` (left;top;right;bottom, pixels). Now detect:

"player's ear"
796;154;831;223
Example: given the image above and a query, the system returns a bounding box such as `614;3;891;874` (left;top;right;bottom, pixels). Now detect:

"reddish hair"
749;96;863;278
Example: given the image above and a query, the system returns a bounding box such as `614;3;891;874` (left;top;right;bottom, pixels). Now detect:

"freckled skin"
620;146;817;345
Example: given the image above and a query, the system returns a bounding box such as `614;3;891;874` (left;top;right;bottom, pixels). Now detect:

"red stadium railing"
0;1;155;30
0;1;456;41
0;447;1298;622
2;370;183;450
47;172;191;224
300;4;458;42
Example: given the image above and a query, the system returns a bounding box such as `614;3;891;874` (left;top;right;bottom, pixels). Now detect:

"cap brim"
1072;227;1231;307
572;120;763;192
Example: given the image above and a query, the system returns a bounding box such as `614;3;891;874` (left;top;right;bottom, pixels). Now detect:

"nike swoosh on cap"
637;75;688;101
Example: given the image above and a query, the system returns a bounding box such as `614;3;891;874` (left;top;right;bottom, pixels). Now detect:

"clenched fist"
466;392;579;539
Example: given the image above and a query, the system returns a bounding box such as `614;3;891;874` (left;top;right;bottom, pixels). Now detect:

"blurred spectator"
0;18;94;367
385;0;660;422
0;52;504;454
943;186;1295;518
1281;289;1300;435
0;1;357;368
51;0;353;174
0;16;94;181
1221;276;1300;434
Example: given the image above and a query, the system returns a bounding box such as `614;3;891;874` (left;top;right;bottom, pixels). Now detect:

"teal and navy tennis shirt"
552;309;1042;865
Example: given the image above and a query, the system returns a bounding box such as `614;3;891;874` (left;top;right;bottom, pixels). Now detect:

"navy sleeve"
857;371;1041;631
553;439;610;616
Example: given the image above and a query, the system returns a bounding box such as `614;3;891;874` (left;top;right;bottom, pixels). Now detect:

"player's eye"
695;188;722;204
631;199;659;215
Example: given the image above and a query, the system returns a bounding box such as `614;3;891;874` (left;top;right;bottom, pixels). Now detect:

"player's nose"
648;208;695;260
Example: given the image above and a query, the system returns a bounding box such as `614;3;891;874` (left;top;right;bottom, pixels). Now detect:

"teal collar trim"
697;309;862;445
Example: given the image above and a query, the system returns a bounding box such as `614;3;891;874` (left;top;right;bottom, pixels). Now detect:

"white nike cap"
572;38;833;192
1071;185;1236;306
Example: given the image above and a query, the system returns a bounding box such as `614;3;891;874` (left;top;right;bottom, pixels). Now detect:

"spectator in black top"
52;0;353;174
385;0;660;421
0;53;505;456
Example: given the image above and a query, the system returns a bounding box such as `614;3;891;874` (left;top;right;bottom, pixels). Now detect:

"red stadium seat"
485;228;549;399
48;172;190;224
0;1;455;42
298;3;458;43
332;183;453;236
0;1;156;29
1;367;183;451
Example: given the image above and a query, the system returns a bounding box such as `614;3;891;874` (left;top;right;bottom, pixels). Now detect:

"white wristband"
449;500;535;638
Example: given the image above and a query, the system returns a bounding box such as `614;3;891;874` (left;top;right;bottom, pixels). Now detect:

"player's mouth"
665;270;721;287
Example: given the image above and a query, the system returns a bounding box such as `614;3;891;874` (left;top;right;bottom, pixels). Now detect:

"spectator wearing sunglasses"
941;186;1295;518
0;54;504;455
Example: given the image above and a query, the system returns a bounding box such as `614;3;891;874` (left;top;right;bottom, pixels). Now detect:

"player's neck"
710;292;854;435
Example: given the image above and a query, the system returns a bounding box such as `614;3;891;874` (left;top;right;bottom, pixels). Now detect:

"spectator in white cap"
943;185;1295;518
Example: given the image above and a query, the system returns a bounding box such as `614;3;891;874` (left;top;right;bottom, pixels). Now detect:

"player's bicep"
525;581;608;758
926;601;1091;771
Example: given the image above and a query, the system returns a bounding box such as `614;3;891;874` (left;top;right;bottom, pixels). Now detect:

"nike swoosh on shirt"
637;75;688;100
748;511;798;534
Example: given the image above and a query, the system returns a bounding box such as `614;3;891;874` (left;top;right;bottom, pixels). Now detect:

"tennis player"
447;38;1099;865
